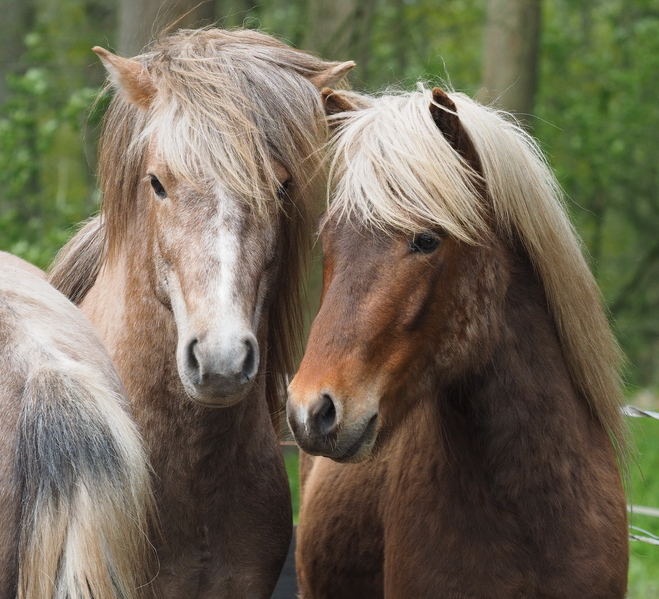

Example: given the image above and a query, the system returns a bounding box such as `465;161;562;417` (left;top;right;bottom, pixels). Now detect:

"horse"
286;87;629;598
0;251;153;599
48;28;354;598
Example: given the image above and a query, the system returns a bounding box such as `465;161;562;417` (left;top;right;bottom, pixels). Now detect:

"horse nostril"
316;393;337;437
240;337;258;383
186;338;201;384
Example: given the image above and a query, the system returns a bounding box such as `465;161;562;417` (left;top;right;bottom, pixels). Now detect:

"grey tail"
16;360;155;599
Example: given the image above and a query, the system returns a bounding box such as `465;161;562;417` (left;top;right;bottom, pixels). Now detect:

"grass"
283;446;300;525
628;416;659;598
282;416;659;594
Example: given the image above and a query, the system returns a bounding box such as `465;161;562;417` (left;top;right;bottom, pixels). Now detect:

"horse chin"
188;394;246;409
296;413;379;463
180;377;252;409
332;440;376;463
332;415;379;463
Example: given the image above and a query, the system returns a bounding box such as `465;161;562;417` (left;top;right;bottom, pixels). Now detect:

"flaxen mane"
325;87;626;456
50;28;342;423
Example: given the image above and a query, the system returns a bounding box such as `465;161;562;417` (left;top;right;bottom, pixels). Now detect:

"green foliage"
283;448;301;525
0;50;98;267
535;0;659;388
362;0;485;91
0;0;109;269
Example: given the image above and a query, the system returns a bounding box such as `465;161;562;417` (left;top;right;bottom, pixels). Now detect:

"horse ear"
309;61;356;89
430;87;484;177
93;46;156;109
321;88;359;117
429;88;461;147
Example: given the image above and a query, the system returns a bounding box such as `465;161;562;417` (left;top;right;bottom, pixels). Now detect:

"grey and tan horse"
50;28;353;598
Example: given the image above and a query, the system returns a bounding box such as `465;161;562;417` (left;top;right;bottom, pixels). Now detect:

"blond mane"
59;28;344;424
326;87;626;455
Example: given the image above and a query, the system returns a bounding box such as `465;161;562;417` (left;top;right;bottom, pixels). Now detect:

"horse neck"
83;232;163;355
434;249;613;503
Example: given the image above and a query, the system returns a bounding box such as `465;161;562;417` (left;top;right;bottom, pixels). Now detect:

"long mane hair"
50;28;342;424
325;87;626;455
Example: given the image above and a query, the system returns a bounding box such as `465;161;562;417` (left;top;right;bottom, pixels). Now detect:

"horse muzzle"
286;388;379;462
178;332;259;407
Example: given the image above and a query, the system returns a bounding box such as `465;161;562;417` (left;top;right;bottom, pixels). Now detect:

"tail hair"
16;359;155;599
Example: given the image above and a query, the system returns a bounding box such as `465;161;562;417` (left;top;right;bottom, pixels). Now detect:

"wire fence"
624;405;659;546
622;406;659;420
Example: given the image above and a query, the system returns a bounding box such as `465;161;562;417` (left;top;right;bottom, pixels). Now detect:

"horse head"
287;88;506;460
94;34;354;408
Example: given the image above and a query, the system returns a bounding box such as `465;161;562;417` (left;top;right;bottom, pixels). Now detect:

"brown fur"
49;28;353;598
288;88;628;598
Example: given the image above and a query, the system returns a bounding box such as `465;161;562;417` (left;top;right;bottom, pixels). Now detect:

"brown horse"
0;252;153;599
287;88;628;598
49;29;353;599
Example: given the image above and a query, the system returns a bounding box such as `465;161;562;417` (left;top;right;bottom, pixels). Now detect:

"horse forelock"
137;39;327;207
327;87;626;458
97;28;337;426
324;90;487;243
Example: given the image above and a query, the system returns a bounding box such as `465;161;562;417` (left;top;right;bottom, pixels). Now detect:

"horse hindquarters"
16;361;153;599
296;455;386;599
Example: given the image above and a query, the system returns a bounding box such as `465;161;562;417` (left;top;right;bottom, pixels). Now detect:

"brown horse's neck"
435;250;614;504
393;249;628;594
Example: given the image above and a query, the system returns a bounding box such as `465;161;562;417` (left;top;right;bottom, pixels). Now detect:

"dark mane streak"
49;217;104;306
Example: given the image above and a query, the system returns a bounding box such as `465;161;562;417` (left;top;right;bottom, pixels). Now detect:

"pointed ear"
93;46;156;109
429;88;461;147
309;61;356;89
429;87;482;175
321;88;359;117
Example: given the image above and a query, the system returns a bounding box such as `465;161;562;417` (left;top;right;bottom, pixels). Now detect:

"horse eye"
277;179;291;201
149;175;167;199
410;233;440;254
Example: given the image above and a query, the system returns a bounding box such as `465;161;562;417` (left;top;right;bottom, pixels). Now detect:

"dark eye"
410;233;440;254
277;179;291;201
149;175;167;199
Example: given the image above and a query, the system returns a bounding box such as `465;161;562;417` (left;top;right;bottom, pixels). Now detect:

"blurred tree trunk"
479;0;541;119
118;0;216;56
217;0;260;28
302;0;375;79
0;0;33;104
351;0;377;84
393;0;408;79
303;0;352;58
